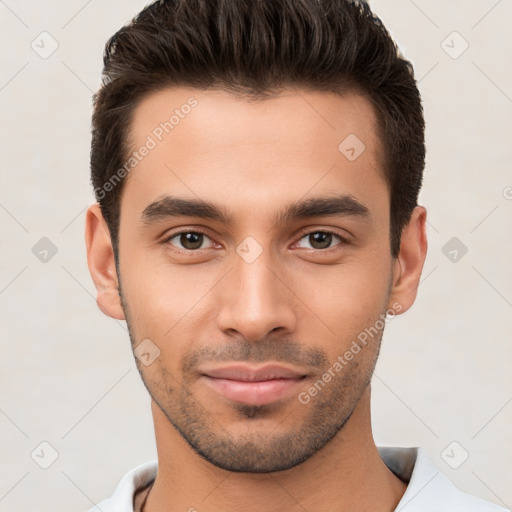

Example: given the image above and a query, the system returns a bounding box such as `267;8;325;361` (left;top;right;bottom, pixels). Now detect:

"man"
85;0;508;511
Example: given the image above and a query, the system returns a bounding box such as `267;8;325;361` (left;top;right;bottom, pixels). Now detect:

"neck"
144;386;406;512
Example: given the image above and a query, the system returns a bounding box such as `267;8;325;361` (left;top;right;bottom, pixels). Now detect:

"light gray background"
0;1;511;511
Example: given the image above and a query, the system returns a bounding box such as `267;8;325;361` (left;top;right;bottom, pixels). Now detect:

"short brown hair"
90;0;425;259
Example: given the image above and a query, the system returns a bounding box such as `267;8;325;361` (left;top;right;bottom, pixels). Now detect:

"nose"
215;247;297;342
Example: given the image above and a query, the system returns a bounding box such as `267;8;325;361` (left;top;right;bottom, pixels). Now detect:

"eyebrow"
140;194;371;227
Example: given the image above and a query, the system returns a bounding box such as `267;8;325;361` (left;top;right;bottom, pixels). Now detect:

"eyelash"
162;228;349;253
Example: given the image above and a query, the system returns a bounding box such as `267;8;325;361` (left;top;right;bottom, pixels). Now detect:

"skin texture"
86;87;427;512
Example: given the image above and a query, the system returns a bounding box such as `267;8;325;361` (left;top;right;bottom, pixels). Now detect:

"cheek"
121;245;201;309
119;253;219;364
300;256;392;350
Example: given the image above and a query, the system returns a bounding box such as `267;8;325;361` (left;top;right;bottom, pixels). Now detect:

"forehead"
122;86;388;227
129;86;382;153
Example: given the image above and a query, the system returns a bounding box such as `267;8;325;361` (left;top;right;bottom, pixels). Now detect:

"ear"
85;203;125;320
388;205;428;315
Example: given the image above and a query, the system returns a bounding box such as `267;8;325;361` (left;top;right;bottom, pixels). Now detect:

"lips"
201;364;307;406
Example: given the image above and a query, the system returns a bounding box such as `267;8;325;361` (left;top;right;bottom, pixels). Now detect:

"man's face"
116;87;398;472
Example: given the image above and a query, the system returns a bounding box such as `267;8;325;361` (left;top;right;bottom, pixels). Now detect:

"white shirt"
88;446;510;512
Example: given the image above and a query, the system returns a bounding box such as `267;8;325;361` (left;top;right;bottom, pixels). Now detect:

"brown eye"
296;231;344;250
167;231;212;251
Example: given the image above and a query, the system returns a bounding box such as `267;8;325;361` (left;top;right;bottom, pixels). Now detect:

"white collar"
89;446;509;512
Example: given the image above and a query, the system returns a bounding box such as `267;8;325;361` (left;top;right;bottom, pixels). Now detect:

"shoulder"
86;460;158;512
378;446;509;512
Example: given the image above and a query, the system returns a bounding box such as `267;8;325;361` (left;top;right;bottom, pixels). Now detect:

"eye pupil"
181;232;203;250
309;232;332;249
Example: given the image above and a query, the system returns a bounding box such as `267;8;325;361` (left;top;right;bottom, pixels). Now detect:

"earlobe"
85;203;125;320
388;206;428;315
